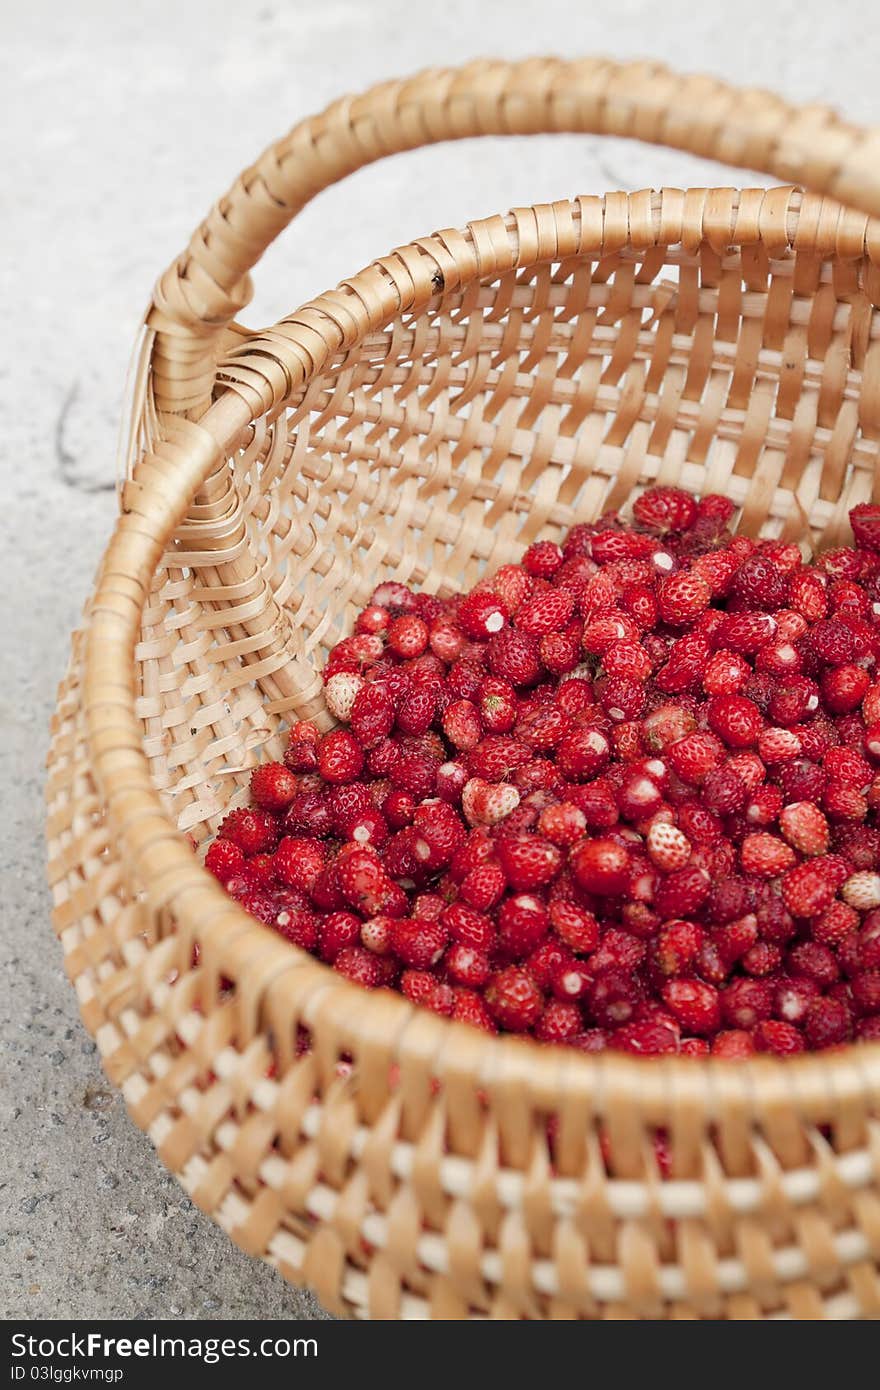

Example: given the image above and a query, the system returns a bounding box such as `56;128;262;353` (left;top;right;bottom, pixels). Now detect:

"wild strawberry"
711;1029;755;1058
646;819;691;872
632;486;697;533
335;945;383;988
804;996;852;1049
539;629;581;675
602;639;652;684
707;694;763;748
642;703;697;752
389;917;447;969
487;628;541;686
849;503;880;552
217;806;279;855
284;721;320;772
522;540;564;578
488;563;534;615
205;837;246;883
654;865;711;918
335;846;392;915
655;635;711;693
822;663;871;714
740;832;796;877
410;801;466;871
721;977;773;1029
535;1000;583;1043
437;698;478;751
318;911;362;962
654;919;704;976
781;855;848;918
485;966;543;1031
702;650;751;696
778;801;830;855
841;870;880;910
666;731;724;784
360;914;396;955
249;761;298;812
324;672;364;723
516;588;575;637
570;837;631;894
497;894;550;954
582;613;638;654
456;590;507;641
401;970;455;1016
615;1019;680;1055
662;979;721;1035
273;836;326;893
390;754;438;800
572;778;620;829
538;802;587;847
546;901;598;954
701;763;747;814
460;777;519;827
441;901;494;953
757;727;801;764
556;727;611;780
355;604;390;635
587;968;642;1026
712;611;777;654
386;614;429;658
731;553;789;609
343;806;389;848
824;780;868;820
657;572;711;626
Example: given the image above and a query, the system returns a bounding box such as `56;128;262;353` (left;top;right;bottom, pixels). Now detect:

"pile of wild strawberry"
205;488;880;1058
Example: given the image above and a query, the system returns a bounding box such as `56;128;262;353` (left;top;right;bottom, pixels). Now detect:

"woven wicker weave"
46;58;880;1319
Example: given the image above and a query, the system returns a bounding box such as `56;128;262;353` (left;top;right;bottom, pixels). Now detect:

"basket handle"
138;56;880;440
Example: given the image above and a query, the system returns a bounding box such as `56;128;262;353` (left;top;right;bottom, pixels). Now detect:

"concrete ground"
3;0;877;1320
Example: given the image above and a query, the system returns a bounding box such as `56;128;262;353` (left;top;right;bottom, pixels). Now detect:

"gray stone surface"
2;0;877;1320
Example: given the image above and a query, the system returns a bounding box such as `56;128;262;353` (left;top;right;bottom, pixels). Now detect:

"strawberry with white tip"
324;671;364;721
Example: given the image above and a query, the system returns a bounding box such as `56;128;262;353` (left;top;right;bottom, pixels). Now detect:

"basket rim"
92;185;880;1119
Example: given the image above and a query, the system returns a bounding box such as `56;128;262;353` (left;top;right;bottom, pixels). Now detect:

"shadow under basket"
46;58;880;1319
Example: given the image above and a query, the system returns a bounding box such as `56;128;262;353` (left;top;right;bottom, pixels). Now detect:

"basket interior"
136;190;880;835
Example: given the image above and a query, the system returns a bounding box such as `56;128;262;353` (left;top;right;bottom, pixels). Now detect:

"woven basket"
46;57;880;1320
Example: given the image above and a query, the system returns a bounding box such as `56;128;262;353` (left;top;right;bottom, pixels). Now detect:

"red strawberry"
274;836;327;892
662;979;721;1035
779;801;830;855
459;862;506;911
740;832;796;877
706;694;764;748
485;966;544;1030
336;846;394;915
497;894;550;954
205;838;246;883
457;590;507;641
216;807;279;856
666;731;724;784
632;486;698;534
451;988;497;1032
496;834;562;891
522;540;564;578
401;970;455;1016
657;572;711;626
487;628;542;686
386;614;429;658
850;503;880;552
781;855;848;918
516;588;575;637
390;917;448;969
569;837;631;894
